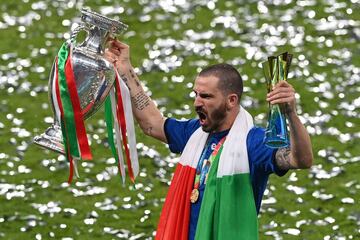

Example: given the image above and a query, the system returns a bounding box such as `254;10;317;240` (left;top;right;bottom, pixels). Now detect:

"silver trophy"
34;8;128;154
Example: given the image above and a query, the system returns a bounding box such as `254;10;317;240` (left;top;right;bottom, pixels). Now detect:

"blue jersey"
164;118;287;240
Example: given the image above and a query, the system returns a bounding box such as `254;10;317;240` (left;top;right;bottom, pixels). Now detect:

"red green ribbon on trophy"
51;42;138;184
54;57;75;183
104;69;139;184
53;42;93;183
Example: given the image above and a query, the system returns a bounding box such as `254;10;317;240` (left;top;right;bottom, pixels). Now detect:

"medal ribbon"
193;136;226;190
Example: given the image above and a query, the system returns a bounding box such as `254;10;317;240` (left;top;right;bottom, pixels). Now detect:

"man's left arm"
267;81;313;170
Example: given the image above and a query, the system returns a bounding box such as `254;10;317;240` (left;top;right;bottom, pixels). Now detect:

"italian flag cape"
156;107;259;240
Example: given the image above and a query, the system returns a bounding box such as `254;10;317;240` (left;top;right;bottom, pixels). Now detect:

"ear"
227;93;239;109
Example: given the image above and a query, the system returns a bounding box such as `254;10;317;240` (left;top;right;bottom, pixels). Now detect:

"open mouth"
197;111;207;125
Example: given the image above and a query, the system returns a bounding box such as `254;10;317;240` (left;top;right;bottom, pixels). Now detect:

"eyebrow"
193;90;214;98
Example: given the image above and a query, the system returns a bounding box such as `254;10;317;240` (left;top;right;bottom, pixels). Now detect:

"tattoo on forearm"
275;147;293;170
132;92;150;110
129;69;135;78
129;69;140;87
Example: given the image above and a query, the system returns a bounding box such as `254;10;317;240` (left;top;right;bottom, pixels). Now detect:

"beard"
196;101;227;133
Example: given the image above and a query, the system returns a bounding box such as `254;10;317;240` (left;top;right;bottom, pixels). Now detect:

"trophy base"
264;137;289;149
33;124;65;155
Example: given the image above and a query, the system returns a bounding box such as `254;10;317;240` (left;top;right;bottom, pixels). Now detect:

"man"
105;40;313;240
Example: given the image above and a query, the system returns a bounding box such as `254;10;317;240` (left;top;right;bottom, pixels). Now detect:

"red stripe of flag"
156;164;195;240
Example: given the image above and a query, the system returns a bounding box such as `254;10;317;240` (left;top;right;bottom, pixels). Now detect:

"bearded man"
105;40;313;240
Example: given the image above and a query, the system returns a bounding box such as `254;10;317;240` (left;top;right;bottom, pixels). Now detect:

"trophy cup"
34;8;128;154
34;8;139;184
262;52;293;148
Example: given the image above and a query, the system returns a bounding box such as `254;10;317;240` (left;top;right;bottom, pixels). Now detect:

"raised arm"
266;80;313;170
105;40;167;143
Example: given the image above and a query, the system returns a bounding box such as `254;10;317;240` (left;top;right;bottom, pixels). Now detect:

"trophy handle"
69;24;89;46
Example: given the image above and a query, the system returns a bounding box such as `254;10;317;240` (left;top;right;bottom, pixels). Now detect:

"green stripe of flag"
196;147;259;240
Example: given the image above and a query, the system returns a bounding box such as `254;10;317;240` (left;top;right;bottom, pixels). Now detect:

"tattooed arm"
104;40;167;143
267;81;313;170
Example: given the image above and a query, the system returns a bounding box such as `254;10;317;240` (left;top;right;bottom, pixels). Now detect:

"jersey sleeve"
164;118;200;153
247;127;288;177
247;127;288;212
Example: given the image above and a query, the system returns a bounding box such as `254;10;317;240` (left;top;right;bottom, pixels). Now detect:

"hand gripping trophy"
34;8;138;183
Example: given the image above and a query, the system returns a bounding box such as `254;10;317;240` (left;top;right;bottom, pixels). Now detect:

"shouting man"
105;40;313;240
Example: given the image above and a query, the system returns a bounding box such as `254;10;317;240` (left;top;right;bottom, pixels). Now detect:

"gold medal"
190;188;199;203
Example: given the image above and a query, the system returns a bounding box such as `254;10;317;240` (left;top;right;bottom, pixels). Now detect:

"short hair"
198;63;243;103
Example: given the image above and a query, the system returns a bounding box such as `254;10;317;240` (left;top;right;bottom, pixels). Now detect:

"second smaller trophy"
262;52;293;148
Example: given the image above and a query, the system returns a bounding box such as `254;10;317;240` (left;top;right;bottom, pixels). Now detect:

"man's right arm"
105;40;167;143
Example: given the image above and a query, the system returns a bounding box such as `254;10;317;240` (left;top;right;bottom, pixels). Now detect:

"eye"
199;93;211;99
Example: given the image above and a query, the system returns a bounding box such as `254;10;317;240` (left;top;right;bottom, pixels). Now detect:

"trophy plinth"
264;105;289;148
34;124;64;155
